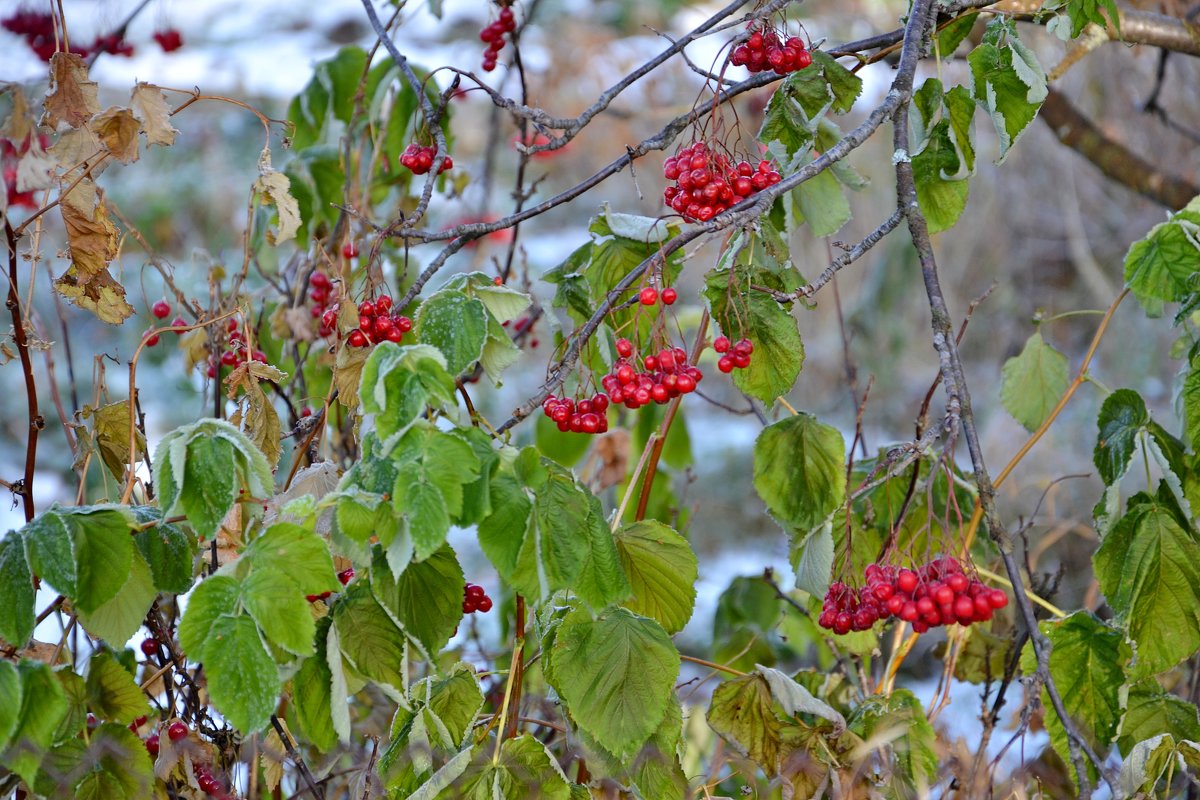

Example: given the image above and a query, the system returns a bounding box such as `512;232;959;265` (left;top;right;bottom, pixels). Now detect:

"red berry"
140;638;159;657
616;338;633;358
167;721;188;742
338;568;355;585
347;329;368;348
988;589;1009;609
713;336;731;353
153;28;183;52
342;241;359;259
896;569;918;594
396;316;413;333
661;287;678;305
152;300;171;319
466;584;485;600
933;584;955;606
947;573;969;593
717;355;735;373
477;596;493;613
899;602;919;622
676;374;696;393
954;595;976;622
639;287;658;306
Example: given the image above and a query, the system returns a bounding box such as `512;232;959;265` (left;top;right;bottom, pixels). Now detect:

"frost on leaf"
54;179;133;324
42;53;101;130
130;83;179;147
253;149;301;245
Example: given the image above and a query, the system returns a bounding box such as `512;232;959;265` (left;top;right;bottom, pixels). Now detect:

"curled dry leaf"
42;52;100;130
333;339;370;409
592;428;630;492
82;400;146;481
90;105;141;164
253;148;301;245
130;83;179;147
0;86;33;142
16;143;56;194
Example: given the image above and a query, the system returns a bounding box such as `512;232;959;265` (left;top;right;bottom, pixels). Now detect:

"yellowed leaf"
278;304;317;343
1;86;33;143
59;180;118;279
179;329;211;374
90;106;140;164
253;149;300;245
49;126;107;177
130;83;178;147
42;52;100;130
260;722;289;793
593;428;630;492
54;266;134;324
244;383;282;469
83;400;145;481
334;342;369;409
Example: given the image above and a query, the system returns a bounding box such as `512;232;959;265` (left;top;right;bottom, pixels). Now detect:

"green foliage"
968;18;1048;162
371;544;464;657
0;532;34;647
613;521;697;634
910;78;975;232
1041;0;1121;39
1001;330;1070;430
1123;197;1200;312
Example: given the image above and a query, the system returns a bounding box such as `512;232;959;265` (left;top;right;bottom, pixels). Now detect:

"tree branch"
5;220;40;523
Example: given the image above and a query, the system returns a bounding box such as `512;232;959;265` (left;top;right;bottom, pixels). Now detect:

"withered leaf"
16;144;56;194
178;328;210;374
59;180;118;280
83;400;145;481
1;86;33;143
253;149;300;245
226;362;286;469
90;106;140;164
49;127;107;177
130;83;178;148
54;266;134;324
42;52;100;130
333;341;369;409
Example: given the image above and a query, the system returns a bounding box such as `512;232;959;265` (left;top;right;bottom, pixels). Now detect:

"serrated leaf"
614;521;697;634
706;671;791;771
1094;388;1149;485
371;544;463;657
911;119;969;233
242;568;315;656
178;434;237;541
0;661;19;753
129;83;178;147
206;614;281;733
77;551;157;645
0;532;34;647
1119;679;1200;754
1095;486;1200;677
286;46;368;149
254;149;300;245
333;581;407;690
43;52;100;129
178;575;241;662
1123;206;1200;308
1001;331;1069;430
439;735;572;799
290;617;338;753
1043;0;1121;39
535;412;591;467
1019;611;1128;785
755;665;845;728
91;106;140;164
85;650;150;724
243;522;340;595
359;343;457;442
1;660;68;786
790;518;836;598
547;606;679;759
442;272;532;322
415;291;489;377
574;495;633;611
393;478;451;561
476;472;531;582
21;504;135;615
969;19;1047;162
130;506;196;594
515;468;593;600
791;163;851;237
754;414;845;530
847;689;938;787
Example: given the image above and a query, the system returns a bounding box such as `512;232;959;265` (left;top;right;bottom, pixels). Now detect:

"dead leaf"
16;143;56;193
1;86;33;142
90;106;140;164
49;126;107;177
266;461;340;535
277;304;317;343
59;179;118;279
178;328;210;374
253;148;300;245
593;428;630;492
18;640;65;665
225;362;286;469
259;722;289;793
130;83;178;147
42;52;100;130
333;341;369;409
54;266;134;324
83;400;145;481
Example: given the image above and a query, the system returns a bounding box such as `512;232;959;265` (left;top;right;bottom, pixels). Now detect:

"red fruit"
676;374;696;393
152;300;171;319
145;734;160;756
466;584;485;600
198;774;219;794
933;584;954;606
342;241;359;259
153;28;183;52
143;329;160;347
947;573;969;593
347;329;368;348
650;384;669;404
661;287;678;305
300;407;313;417
713;336;731;353
616;364;635;385
639;287;658;306
396;316;413;333
732;352;751;369
912;619;930;633
916;597;935;616
167;721;188;742
477;596;493;613
140;638;159;657
734;338;754;355
592;394;609;412
954;595;975;621
616;338;633;358
375;295;392;313
832;612;852;635
896;569;918;594
358;301;375;318
872;583;894;601
885;595;905;616
338;568;355;585
220;350;238;367
87;713;98;729
129;715;148;731
988;590;1009;609
718;355;735;373
644;355;659;372
170;316;187;331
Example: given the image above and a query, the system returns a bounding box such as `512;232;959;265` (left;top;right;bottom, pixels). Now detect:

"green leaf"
1019;612;1128;783
547;606;679;759
290;617;338;753
1000;330;1070;431
415;291;489;377
704;266;805;403
1094;388;1150;485
75;723;155;798
393;478;451;561
76;550;156;645
332;581;407;689
53;668;88;743
22;504;135;614
937;11;981;55
1119;679;1200;753
178;575;241;662
284;144;345;244
0;532;34;647
179;435;237;541
244;522;340;595
968;18;1047;162
441;271;532;322
1095;486;1200;677
130;506;196;594
614;521;697;634
441;735;572;799
911;119;970;233
790;164;851;237
757;51;863;157
576;695;686;799
242;568;315;656
1042;0;1121;39
754;665;846;728
205;614;281;733
706;671;792;772
574;495;633;611
85;650;150;724
1123;204;1200;308
286;46;368;149
535;413;591;467
516;468;592;600
0;661;20;753
1;660;68;786
847;689;938;787
790;519;836;598
476;471;530;581
754;414;846;530
1117;733;1178;798
1183;365;1200;452
359;343;457;444
371;544;463;657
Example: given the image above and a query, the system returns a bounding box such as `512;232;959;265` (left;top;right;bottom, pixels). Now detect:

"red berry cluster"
713;335;753;373
308;270;344;339
638;286;678;306
662;142;782;222
192;760;231;798
479;5;517;72
400;143;452;175
600;338;703;409
818;557;1010;635
153;28;183;53
2;11;177;60
541;392;610;435
730;26;812;75
463;583;493;614
306;569;353;603
345;296;411;349
204;319;267;374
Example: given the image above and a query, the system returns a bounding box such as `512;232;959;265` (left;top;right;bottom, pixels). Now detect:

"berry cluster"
400;143;452;175
639;286;678;306
3;11;180;60
662;142;781;222
713;336;753;373
541;392;610;435
463;583;493;614
192;760;230;798
306;568;354;603
730;26;812;75
308;270;344;339
479;5;517;72
600;339;703;409
818;557;1009;635
202;319;267;375
141;300;185;347
153;28;183;53
345;296;411;349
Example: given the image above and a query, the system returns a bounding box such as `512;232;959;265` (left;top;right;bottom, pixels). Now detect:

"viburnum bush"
1;0;1200;798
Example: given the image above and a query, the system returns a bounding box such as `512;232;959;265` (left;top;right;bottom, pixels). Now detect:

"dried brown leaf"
260;722;289;793
49;126;107;177
54;266;134;324
90;106;140;164
1;86;33;143
16;143;56;193
253;149;300;245
84;400;145;481
178;329;211;374
42;52;100;130
593;428;630;492
277;304;317;343
333;342;369;409
130;83;178;147
59;180;118;279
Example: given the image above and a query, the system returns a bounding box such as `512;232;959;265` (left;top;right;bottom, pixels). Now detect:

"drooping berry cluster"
662;142;782;222
346;296;412;348
152;28;183;53
730;26;812;75
541;392;610;434
639;286;677;306
600;339;703;409
479;5;517;72
192;760;231;798
713;336;753;373
818;557;1009;635
463;583;493;614
309;270;343;339
400;143;452;175
216;319;267;369
3;11;179;60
